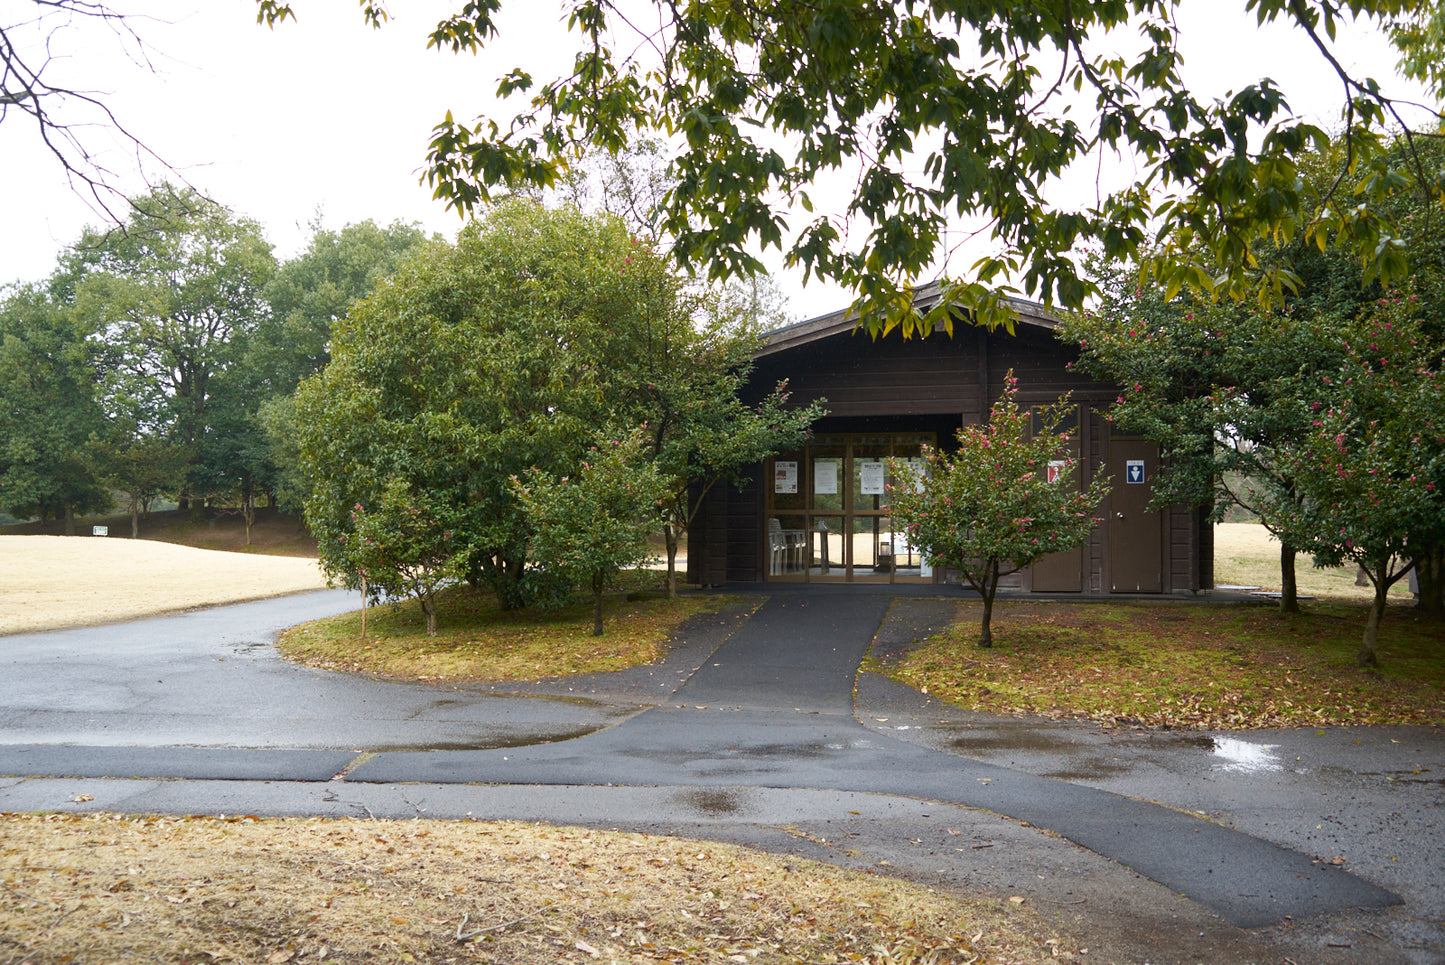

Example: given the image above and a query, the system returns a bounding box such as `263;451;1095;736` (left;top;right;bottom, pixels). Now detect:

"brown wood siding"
699;483;729;586
1201;510;1215;590
986;326;1117;407
726;475;764;582
749;329;980;418
1086;411;1108;593
1169;506;1191;592
1166;504;1213;593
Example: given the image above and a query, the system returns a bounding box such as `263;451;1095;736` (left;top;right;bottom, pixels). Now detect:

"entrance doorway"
1108;436;1163;593
766;433;935;582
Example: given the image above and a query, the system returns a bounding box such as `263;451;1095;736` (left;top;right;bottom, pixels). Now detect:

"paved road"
2;587;1441;964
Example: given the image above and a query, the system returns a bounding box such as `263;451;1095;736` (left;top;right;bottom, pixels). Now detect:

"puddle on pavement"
1040;760;1132;781
939;721;1292;781
364;726;600;752
947;726;1082;755
674;787;745;816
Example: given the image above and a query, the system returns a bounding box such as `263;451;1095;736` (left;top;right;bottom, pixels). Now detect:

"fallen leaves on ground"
876;601;1444;731
1;812;1076;965
277;587;755;684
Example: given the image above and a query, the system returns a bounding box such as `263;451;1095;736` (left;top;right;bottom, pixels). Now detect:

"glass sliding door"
850;437;890;577
764;432;936;582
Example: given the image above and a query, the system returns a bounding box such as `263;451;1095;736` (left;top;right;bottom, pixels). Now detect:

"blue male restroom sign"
1126;460;1146;484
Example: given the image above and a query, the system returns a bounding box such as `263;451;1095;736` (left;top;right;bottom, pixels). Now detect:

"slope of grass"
1214;522;1414;601
2;506;318;556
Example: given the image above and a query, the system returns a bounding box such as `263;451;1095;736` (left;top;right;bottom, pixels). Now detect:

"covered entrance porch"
766;432;935;583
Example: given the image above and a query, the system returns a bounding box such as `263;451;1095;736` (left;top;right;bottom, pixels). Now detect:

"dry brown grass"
1214;522;1414;601
0;535;329;635
0;812;1072;965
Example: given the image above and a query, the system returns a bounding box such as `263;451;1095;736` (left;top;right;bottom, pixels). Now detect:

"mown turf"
869;600;1445;730
278;576;749;683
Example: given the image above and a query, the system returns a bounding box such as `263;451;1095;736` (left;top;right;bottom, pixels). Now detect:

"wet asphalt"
1;586;1442;964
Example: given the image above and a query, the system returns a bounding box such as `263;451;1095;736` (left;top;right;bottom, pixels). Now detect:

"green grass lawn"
278;574;751;683
869;598;1444;730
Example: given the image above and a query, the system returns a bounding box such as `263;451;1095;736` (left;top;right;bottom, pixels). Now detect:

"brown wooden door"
1108;437;1163;593
1032;436;1083;592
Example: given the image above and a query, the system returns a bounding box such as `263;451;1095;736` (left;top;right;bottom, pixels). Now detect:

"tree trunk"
1279;542;1300;614
63;501;76;537
665;523;680;599
1415;545;1443;616
1359;575;1387;668
499;556;529;611
977;560;998;648
591;573;606;636
421;591;437;637
360;574;368;640
130;496;140;539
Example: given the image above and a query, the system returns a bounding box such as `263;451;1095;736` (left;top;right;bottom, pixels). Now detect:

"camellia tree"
1058;256;1351;613
346;478;468;637
512;430;669;635
1265;294;1445;666
634;307;824;597
1065;131;1445;615
887;375;1112;646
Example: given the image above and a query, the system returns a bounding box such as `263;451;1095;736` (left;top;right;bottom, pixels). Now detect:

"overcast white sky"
0;1;1434;320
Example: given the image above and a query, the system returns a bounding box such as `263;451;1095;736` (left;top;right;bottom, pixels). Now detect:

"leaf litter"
1;812;1077;964
878;600;1443;731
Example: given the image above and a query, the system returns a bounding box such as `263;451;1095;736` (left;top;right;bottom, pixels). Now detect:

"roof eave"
757;287;1061;358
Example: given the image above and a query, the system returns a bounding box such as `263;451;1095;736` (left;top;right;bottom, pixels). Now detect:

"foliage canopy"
261;0;1443;335
296;200;808;619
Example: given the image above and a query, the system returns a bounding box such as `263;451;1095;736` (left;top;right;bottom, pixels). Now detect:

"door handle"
1116;512;1125;519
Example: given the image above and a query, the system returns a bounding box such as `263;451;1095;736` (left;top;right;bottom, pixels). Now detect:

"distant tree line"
0;186;818;631
0;184;431;539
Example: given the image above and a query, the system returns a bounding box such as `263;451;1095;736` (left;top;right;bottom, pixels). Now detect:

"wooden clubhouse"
685;284;1214;594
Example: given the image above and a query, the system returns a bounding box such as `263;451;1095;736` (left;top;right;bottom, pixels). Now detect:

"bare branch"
2;0;184;228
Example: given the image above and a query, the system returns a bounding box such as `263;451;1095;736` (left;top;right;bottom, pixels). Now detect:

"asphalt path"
2;587;1441;964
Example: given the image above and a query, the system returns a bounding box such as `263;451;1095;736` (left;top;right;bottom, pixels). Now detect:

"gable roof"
758;280;1060;358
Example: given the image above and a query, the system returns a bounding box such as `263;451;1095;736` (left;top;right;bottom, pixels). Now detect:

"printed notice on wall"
814;459;839;495
774;460;798;494
859;460;887;496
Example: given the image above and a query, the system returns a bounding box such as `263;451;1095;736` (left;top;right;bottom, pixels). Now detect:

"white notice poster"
814;459;839;495
774;461;798;494
859;461;886;496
